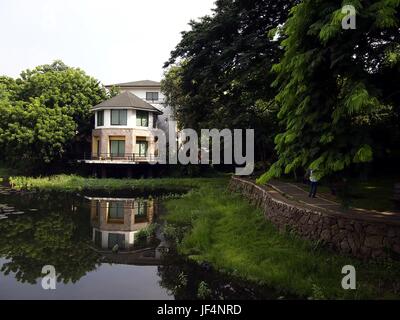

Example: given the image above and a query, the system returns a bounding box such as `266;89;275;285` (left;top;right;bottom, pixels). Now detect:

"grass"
7;174;222;193
4;172;400;299
164;179;400;299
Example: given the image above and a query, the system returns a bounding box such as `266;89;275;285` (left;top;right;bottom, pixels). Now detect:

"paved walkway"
268;180;400;224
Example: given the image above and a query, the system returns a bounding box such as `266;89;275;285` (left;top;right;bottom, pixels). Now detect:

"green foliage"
8;174;223;192
134;223;158;241
0;60;110;170
197;281;212;299
259;0;400;182
163;0;297;162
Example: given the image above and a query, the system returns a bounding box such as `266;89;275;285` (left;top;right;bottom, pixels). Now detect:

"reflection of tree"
157;254;219;300
157;254;279;300
158;262;196;300
0;210;101;284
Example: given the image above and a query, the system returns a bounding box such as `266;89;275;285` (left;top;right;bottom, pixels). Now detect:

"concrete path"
268;180;400;224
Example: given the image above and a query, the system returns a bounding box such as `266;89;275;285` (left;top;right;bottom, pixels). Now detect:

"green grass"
8;174;223;192
164;179;400;299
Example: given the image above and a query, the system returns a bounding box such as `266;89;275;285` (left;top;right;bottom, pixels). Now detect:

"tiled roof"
106;80;161;88
92;91;162;113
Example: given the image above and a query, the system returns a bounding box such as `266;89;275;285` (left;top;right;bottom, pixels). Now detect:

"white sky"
0;0;216;85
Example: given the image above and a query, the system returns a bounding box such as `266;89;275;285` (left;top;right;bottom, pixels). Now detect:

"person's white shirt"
309;170;318;182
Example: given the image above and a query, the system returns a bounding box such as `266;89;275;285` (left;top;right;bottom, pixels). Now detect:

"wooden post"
92;167;97;178
148;166;153;178
101;166;107;179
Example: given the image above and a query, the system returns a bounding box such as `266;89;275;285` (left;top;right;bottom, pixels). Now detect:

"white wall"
126;87;166;104
94;108;154;130
99;86;177;138
119;87;176;136
92;229;137;249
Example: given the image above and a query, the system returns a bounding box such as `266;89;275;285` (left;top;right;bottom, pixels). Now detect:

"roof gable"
93;92;162;113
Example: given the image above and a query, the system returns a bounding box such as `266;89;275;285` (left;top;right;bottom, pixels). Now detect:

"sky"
0;0;216;85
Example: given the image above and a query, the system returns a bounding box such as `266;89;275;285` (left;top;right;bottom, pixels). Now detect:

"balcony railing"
83;153;158;162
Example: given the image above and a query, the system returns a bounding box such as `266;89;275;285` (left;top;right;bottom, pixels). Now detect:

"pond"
0;181;284;300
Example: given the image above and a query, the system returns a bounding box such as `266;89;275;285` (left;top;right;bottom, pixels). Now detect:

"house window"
110;140;125;157
146;92;159;101
111;109;127;125
136;140;148;157
137;201;147;216
136;110;149;127
108;202;125;220
108;233;125;249
97;110;104;126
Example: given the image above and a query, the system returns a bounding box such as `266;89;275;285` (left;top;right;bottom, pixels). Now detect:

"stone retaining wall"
228;177;400;260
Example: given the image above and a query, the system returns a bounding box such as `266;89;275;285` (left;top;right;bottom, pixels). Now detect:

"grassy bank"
8;174;219;192
5;173;400;299
164;179;400;299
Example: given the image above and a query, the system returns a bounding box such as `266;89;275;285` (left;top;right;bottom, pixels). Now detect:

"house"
105;80;174;137
81;80;176;175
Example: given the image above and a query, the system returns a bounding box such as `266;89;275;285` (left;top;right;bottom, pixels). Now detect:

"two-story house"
84;80;174;167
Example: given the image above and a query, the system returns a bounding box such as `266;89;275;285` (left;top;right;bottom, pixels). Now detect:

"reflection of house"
87;197;155;251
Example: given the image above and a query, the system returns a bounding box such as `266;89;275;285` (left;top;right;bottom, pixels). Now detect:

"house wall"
118;86;175;137
122;87;166;104
94;109;155;130
91;128;156;157
90;199;155;250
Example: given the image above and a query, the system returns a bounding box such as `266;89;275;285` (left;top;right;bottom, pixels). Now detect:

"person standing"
308;169;318;198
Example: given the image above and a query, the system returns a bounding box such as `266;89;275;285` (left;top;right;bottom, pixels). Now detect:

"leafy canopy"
258;0;400;183
0;60;111;169
163;0;297;162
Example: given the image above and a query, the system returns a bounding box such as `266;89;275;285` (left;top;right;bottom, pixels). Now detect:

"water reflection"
0;185;282;300
87;197;155;251
0;189;166;294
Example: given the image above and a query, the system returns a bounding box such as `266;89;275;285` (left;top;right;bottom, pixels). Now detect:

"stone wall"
228;177;400;260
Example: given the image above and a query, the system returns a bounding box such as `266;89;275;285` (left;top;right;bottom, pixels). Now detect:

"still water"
0;182;282;300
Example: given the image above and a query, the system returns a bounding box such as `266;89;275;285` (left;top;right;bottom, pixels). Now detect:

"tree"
258;0;400;183
163;0;297;163
0;61;112;170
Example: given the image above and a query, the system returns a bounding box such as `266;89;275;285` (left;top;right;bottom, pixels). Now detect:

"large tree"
258;0;400;183
163;0;297;163
0;61;112;170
